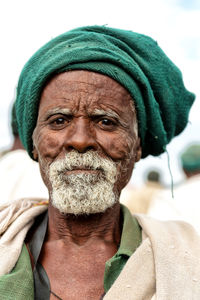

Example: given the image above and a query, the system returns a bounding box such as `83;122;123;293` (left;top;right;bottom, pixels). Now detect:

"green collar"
0;244;34;299
104;204;142;292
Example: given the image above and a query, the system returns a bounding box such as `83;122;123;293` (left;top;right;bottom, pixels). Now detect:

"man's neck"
47;202;122;247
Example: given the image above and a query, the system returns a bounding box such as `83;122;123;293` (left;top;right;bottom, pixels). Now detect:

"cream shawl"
0;198;48;276
105;214;200;300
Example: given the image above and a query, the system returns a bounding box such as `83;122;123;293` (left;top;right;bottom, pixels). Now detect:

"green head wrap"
15;25;195;159
181;144;200;172
11;102;18;136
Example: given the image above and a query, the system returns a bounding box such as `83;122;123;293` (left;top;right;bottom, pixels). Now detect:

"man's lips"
64;169;100;175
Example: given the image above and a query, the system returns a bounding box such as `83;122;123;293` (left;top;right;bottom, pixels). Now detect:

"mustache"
49;150;118;183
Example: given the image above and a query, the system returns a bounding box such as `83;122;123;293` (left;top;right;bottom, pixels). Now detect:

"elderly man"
0;26;200;300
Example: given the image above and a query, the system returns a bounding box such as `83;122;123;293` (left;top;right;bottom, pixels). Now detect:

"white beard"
48;150;119;215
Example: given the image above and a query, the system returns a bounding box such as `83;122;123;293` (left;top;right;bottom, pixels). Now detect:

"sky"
0;0;199;186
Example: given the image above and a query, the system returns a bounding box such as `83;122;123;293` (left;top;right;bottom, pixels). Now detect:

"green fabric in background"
15;25;195;159
181;144;200;172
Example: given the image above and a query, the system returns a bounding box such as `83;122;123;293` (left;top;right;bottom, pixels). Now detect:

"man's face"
33;70;141;214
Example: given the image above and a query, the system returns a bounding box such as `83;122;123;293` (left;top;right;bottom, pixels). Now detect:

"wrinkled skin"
32;70;141;300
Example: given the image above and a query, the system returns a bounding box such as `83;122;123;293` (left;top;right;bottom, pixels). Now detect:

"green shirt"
0;205;141;299
104;205;142;291
0;244;34;300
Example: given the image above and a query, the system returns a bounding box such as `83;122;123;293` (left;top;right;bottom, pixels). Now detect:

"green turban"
15;25;195;159
181;144;200;172
11;102;18;136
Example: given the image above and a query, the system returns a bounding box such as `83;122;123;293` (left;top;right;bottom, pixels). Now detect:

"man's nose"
64;118;98;153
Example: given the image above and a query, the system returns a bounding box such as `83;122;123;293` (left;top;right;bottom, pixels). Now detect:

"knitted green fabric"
15;25;195;159
181;144;200;172
11;102;18;136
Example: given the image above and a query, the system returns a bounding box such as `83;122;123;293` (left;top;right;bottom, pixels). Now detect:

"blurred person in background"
0;104;24;158
120;169;163;214
181;144;200;179
149;143;200;233
0;103;48;204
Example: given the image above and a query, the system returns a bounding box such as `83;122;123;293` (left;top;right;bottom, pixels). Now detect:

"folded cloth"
104;214;200;300
0;198;48;276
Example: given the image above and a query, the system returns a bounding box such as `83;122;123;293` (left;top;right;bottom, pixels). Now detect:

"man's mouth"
62;164;103;173
64;169;100;175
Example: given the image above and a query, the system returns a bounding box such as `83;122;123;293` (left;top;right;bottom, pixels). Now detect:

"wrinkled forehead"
38;70;137;123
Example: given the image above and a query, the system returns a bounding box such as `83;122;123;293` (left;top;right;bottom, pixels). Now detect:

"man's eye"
100;119;114;125
48;115;71;129
98;118;117;128
53;117;65;125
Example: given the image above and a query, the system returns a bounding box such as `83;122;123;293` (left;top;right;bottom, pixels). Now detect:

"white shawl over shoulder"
0;198;48;276
105;214;200;300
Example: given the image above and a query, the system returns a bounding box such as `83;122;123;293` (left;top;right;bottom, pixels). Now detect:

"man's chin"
51;189;118;215
53;205;116;216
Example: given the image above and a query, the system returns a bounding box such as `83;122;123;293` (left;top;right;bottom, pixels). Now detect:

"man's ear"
32;147;38;161
135;137;142;162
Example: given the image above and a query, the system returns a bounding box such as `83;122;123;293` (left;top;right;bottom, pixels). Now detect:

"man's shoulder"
0;198;48;276
134;213;200;262
135;213;200;240
0;244;34;300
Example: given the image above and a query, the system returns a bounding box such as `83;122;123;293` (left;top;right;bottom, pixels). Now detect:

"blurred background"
0;0;199;187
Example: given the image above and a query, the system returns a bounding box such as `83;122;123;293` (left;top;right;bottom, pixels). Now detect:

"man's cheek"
35;131;63;159
38;157;53;192
115;154;135;191
98;136;133;160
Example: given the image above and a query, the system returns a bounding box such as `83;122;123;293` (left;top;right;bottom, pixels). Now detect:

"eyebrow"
43;107;73;119
44;107;121;120
90;109;129;128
